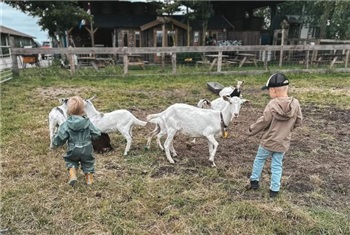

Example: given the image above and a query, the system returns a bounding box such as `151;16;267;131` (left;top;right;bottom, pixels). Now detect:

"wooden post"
217;51;223;72
85;26;99;47
171;53;176;75
123;53;128;76
9;37;19;75
113;29;117;62
345;49;349;69
279;28;284;67
162;23;166;70
68;47;75;76
305;50;310;69
264;49;268;71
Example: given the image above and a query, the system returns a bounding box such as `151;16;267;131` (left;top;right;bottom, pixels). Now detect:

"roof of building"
94;15;155;29
0;25;35;38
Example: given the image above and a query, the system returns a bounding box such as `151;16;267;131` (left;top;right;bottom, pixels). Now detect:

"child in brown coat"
247;73;303;197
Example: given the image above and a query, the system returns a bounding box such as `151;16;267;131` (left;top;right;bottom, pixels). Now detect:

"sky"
0;2;49;44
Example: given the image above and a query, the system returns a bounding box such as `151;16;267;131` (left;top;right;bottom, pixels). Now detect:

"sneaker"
269;190;279;198
246;180;259;190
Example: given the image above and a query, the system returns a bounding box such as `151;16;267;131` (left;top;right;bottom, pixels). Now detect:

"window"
135;31;141;47
167;31;175;46
193;31;199;46
156;30;163;47
123;31;128;47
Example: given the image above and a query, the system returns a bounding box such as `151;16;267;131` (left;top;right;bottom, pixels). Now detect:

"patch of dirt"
35;87;89;99
291;87;350;96
150;165;178;178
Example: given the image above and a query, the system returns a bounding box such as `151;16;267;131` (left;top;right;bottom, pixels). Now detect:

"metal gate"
0;46;13;83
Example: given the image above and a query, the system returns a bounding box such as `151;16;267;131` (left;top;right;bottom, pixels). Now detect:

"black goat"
92;133;113;153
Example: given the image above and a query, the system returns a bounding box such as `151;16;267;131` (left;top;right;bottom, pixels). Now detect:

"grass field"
1;68;350;234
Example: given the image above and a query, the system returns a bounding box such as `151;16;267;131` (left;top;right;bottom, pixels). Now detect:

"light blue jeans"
250;145;285;192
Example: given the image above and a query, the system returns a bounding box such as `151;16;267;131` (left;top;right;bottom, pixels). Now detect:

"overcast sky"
0;2;49;44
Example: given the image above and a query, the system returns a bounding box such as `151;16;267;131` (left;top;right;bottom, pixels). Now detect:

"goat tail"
134;118;147;127
146;113;161;122
148;123;161;137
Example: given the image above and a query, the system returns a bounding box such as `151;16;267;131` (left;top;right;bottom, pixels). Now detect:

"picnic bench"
312;53;344;68
235;53;258;67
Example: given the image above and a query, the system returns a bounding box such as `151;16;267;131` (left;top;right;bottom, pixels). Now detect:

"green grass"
1;70;350;234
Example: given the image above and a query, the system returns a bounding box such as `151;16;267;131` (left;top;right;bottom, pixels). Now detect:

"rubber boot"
85;173;93;185
68;167;77;186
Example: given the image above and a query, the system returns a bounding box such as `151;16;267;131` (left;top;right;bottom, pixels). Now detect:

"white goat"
146;96;243;166
196;98;212;109
84;96;147;156
219;80;243;97
49;98;68;149
147;96;246;150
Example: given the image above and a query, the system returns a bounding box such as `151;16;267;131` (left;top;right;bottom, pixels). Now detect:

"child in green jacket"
53;96;101;186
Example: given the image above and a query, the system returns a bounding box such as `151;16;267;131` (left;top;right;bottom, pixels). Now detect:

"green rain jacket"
53;115;101;158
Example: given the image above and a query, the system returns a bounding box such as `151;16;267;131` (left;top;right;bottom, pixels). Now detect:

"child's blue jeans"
250;145;285;192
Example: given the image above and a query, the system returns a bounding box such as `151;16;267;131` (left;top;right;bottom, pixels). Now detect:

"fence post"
123;53;128;76
264;49;268;71
305;50;310;69
68;46;75;76
217;51;223;72
345;49;349;69
9;37;19;76
171;52;177;75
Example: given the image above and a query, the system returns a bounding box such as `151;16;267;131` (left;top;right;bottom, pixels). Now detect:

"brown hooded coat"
248;97;303;152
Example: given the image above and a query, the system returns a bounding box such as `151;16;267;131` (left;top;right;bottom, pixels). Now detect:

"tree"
181;1;214;45
179;1;196;46
156;0;181;46
4;1;92;46
278;1;350;40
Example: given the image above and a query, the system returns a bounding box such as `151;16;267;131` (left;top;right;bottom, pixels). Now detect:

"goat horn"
88;94;96;101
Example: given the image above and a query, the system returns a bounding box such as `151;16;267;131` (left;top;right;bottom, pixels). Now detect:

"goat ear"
58;98;68;104
223;95;230;101
241;99;249;104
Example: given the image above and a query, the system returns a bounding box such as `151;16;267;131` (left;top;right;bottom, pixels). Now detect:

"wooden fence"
10;43;350;76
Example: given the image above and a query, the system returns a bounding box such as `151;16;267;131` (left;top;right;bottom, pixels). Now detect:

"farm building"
68;1;285;49
0;25;38;48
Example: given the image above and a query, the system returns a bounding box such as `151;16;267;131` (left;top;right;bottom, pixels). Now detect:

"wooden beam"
141;17;191;32
141;20;160;31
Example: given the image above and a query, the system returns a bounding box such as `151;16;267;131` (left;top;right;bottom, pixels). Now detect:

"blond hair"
67;96;85;116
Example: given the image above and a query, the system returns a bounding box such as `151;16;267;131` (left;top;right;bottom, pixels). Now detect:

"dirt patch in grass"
291;87;350;96
35;87;89;99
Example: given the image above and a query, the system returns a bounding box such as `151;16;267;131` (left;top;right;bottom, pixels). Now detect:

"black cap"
261;73;289;90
